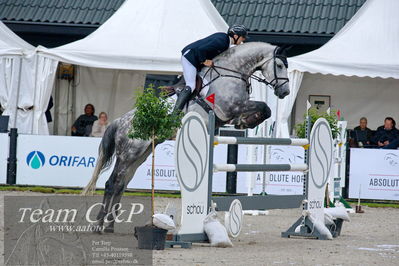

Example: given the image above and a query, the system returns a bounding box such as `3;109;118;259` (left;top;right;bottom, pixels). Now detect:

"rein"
201;48;289;91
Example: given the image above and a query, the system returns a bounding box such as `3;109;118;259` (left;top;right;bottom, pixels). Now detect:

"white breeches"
181;51;196;92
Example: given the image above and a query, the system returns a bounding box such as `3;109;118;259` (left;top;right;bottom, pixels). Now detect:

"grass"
0;185;397;207
354;202;399;209
0;185;180;198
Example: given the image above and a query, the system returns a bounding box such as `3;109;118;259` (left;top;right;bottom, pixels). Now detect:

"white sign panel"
0;133;9;183
236;145;305;195
349;148;399;201
265;146;305;195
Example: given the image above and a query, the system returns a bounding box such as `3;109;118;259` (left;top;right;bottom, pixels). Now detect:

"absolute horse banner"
235;145;305;195
349;148;399;201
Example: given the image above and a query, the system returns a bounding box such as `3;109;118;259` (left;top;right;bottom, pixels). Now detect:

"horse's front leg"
231;100;271;129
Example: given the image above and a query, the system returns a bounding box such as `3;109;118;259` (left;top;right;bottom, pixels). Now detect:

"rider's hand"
203;60;213;67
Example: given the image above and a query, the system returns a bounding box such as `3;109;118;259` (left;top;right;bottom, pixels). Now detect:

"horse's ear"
276;45;289;57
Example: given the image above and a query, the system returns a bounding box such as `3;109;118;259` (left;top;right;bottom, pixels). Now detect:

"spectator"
371;117;399;148
91;112;109;137
71;104;98;136
383;137;399;149
350;117;374;147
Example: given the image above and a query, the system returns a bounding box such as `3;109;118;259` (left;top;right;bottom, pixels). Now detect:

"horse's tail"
82;122;118;195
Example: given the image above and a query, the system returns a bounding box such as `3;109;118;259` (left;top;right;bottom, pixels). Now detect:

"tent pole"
53;72;60;135
71;65;77;127
31;56;39;134
13;57;23;128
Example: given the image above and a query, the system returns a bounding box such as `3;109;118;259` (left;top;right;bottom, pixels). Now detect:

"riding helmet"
227;24;249;39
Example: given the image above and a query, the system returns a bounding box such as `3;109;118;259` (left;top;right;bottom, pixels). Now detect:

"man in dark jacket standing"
174;25;248;111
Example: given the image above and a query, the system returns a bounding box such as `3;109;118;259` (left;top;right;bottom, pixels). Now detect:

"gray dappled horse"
82;42;290;233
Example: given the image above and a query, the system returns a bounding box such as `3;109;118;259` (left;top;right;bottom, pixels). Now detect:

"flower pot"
134;225;168;250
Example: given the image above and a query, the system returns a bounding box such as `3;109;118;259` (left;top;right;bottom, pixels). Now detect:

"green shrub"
295;108;339;139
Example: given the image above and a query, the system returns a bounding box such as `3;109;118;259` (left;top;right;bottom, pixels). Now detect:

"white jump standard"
168;111;334;247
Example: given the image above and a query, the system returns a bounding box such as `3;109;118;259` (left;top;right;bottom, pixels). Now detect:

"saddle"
161;75;204;97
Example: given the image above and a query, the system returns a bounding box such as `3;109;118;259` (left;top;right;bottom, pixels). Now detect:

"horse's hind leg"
232;101;271;129
96;144;152;233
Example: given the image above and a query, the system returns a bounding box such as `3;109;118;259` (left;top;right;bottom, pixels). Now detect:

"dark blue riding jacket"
182;32;230;71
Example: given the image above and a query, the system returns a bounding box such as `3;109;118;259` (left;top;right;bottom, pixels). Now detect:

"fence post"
226;144;238;194
7;128;18;185
219;128;246;194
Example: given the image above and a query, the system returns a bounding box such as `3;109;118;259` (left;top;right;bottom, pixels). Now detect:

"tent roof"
0;21;33;55
37;0;228;73
288;0;399;79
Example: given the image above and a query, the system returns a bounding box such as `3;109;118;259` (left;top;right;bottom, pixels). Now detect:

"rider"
174;24;249;111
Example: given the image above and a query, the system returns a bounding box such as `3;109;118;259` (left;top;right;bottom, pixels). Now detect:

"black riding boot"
173;86;192;112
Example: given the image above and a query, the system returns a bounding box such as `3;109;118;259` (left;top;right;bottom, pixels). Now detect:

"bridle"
201;47;289;92
254;47;289;91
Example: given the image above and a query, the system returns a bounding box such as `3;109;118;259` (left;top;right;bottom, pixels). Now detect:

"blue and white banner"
16;134;307;195
0;133;8;183
349;148;399;201
16;135;232;192
17;134;112;187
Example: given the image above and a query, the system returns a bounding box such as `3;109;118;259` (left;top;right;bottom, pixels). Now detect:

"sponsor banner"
0;133;8;183
4;195;151;265
236;145;305;195
349;148;399;201
17;135;112;188
16;135;233;192
265;145;305;195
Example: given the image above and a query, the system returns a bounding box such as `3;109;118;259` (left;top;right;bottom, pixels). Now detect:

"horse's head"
258;46;290;99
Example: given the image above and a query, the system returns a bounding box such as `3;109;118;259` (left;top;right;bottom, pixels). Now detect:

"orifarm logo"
26;151;45;169
26;151;96;170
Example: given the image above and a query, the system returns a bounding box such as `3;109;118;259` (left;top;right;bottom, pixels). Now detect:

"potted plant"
295;108;340;139
128;86;182;250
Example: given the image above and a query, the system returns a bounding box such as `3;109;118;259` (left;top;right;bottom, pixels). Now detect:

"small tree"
295;108;340;139
128;86;183;219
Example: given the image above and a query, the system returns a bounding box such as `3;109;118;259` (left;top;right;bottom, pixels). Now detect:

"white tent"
37;0;228;135
277;0;399;137
0;21;36;133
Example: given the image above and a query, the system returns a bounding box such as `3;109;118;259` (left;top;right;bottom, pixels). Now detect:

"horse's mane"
214;42;276;65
